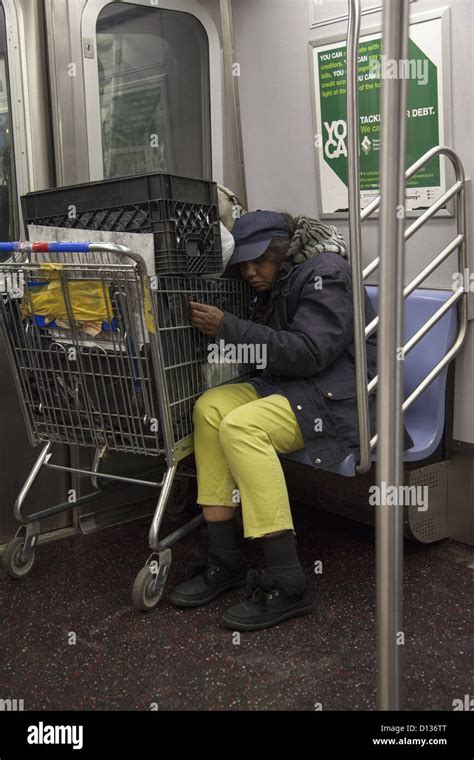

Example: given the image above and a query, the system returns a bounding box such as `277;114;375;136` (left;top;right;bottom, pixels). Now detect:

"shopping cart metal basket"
0;241;254;610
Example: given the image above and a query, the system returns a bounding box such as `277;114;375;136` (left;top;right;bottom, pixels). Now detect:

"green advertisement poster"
311;15;449;216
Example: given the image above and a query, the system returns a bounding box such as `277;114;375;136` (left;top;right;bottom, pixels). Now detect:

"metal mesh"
0;260;254;458
0;261;161;454
153;275;254;441
27;200;222;275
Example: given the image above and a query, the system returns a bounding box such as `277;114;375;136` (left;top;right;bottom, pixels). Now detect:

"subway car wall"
0;0;472;551
0;0;472;723
231;0;474;543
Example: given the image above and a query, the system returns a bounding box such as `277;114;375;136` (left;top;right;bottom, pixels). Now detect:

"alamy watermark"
369;481;429;512
369;55;428;86
207;340;267;370
27;722;83;750
0;271;24;298
0;698;24;711
452;694;474;711
452;269;474;292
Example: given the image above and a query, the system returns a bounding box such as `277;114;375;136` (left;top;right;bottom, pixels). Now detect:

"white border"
309;6;453;219
82;0;223;183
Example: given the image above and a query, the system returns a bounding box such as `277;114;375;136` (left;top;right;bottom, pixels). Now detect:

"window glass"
97;3;211;179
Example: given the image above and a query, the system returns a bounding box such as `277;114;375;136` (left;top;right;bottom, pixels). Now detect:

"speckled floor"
0;503;472;711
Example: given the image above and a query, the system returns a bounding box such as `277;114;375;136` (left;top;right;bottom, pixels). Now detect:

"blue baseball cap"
229;210;290;265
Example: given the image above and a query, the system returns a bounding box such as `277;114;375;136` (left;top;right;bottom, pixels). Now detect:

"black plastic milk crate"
21;173;223;276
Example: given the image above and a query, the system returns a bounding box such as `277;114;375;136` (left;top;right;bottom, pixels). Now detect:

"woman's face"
239;251;281;292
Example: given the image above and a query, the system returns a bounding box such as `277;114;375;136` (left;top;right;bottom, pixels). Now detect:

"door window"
97;3;211;179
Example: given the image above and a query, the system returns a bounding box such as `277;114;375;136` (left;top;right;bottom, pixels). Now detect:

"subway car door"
0;0;72;550
42;0;224;530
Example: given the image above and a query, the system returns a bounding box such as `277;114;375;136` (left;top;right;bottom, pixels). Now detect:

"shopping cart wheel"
2;537;36;579
132;550;172;612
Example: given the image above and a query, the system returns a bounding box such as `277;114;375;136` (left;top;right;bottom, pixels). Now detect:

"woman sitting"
170;210;378;631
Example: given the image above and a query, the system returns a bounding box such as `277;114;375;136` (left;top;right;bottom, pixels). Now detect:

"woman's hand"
189;301;225;337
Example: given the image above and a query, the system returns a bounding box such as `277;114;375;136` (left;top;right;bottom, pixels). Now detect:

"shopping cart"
0;241;254;610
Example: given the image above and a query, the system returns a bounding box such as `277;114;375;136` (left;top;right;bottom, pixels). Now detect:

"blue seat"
281;287;458;477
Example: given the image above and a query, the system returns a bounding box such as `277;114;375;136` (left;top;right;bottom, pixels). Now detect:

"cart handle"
0;242;149;277
0;242;91;253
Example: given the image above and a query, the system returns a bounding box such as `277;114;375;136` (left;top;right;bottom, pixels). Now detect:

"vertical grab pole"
376;0;410;710
347;0;371;474
220;0;248;208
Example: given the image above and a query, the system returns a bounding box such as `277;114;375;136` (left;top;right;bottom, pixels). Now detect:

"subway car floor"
0;502;472;711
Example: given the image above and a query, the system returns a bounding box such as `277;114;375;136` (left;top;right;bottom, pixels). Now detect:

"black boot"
169;518;246;608
221;531;315;631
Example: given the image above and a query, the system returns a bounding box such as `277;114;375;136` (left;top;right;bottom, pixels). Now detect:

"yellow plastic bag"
143;278;157;335
23;263;157;339
23;278;113;325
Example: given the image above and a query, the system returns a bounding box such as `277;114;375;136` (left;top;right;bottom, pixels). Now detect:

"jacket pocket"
316;378;357;401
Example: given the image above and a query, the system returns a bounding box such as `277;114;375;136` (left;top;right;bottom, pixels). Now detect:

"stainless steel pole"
220;0;248;207
376;0;410;710
347;0;371;474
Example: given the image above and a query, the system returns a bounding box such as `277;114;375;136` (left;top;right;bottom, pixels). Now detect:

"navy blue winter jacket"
216;251;412;468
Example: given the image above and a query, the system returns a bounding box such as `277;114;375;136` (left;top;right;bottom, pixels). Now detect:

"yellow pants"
192;382;305;538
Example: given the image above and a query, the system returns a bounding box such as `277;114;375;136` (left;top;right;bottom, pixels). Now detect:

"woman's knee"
218;407;255;449
192;388;219;426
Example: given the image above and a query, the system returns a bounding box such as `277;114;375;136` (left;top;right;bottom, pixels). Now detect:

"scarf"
252;215;349;324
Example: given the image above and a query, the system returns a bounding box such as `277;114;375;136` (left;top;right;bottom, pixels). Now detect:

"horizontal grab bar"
360;144;465;223
402;308;467;411
362;182;463;283
404;181;463;241
369;289;466;451
367;287;464;397
364;234;464;339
